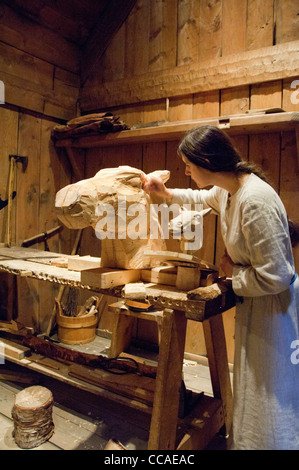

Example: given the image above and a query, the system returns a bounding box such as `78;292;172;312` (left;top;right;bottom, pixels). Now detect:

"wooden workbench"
0;246;235;450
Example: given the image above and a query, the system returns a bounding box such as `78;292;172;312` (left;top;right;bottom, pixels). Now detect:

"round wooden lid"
14;386;53;410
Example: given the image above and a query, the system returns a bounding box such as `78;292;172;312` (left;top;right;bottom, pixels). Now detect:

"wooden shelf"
54;111;299;149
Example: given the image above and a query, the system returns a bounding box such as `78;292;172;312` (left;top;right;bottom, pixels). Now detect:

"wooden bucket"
56;301;98;345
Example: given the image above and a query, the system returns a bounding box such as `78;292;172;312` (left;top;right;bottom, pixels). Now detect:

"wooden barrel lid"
14;386;53;410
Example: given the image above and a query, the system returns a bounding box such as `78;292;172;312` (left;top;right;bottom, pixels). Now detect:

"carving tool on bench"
21;225;63;251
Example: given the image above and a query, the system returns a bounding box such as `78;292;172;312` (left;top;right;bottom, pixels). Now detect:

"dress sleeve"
232;198;295;297
171;186;222;215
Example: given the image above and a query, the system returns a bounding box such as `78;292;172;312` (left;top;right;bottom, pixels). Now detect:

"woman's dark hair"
178;125;299;248
178;125;267;180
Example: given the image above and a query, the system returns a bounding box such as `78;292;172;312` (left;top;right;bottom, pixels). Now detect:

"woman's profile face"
182;154;213;189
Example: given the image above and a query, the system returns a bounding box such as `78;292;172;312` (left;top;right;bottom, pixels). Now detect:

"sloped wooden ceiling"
0;0;136;83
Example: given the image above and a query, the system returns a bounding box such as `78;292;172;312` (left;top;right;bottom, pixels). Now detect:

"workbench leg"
203;314;233;435
109;307;134;358
148;309;187;450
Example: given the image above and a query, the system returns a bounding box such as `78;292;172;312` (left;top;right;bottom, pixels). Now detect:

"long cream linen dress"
172;173;299;450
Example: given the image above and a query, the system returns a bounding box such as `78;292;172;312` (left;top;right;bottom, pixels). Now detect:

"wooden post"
176;266;200;291
148;308;187;450
203;314;233;434
109;306;134;358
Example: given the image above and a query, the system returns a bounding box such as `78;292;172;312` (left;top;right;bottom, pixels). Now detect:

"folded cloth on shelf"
51;112;129;141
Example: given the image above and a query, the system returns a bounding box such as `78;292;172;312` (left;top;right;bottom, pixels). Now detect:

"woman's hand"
142;175;173;200
220;249;235;278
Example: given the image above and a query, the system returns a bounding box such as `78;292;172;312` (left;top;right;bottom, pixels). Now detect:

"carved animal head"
55;165;170;234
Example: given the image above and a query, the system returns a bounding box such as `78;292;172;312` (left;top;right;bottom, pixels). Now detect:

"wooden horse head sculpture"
55;166;170;269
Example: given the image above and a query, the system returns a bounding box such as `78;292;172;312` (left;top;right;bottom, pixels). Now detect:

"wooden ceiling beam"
79;40;299;110
80;0;137;86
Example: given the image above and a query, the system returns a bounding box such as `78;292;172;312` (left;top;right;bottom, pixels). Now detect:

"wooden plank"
0;247;234;321
280;130;299;270
176;395;224;450
282;76;299;112
55;112;299;148
251;80;282;110
80;267;141;289
97;23;126;84
0;107;18;321
0;71;77;121
177;0;201;66
0;338;31;360
81;0;136;84
193;90;220;119
80;40;299;110
109;306;135;359
221;86;249;115
38;120;61;333
168;95;193;123
124;0;150;78
222;0;247;55
246;0;274;50
6;0;91;44
67;255;102;271
198;0;222;62
149;0;177;71
0;2;80;73
148;309;187;450
141;267;177;286
16;113;41;330
68;364;156;406
203;315;233;434
249;133;281;192
275;0;299;44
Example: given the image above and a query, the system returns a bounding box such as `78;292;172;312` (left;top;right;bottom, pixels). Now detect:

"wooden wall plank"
15;113;41;330
198;0;222;61
80;0;136;85
99;24;126;84
6;0;89;44
168;95;193;122
249;133;281;192
275;0;299;44
280;131;299;270
177;0;201;65
124;0;150;77
0;107;18;321
80;40;299;111
220;86;250;115
143;99;168;124
282;76;299;112
193;90;220;119
250;79;282;110
0;42;78;120
246;0;274;50
37;120;60;333
148;0;177;72
221;0;247;55
0;3;80;73
0;108;18;243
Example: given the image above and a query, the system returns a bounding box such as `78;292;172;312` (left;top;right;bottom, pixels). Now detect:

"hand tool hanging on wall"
21;225;63;251
0;191;16;210
6;154;28;247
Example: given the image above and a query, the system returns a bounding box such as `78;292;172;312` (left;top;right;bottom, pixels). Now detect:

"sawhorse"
108;302;233;450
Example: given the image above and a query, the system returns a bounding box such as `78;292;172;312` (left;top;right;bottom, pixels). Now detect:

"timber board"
0;247;235;321
54;111;299;148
